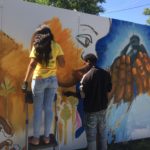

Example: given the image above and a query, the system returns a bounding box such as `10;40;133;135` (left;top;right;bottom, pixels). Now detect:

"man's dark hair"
83;53;98;66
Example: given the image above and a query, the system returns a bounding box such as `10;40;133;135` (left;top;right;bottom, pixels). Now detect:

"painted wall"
0;0;150;149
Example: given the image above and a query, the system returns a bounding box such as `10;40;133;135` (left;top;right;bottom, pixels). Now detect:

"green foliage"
144;8;150;25
23;0;105;15
144;8;150;15
35;0;50;5
147;19;150;25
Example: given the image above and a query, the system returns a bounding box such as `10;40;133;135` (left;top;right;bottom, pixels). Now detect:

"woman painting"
22;24;65;145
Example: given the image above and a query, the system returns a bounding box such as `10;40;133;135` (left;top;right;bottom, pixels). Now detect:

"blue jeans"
83;110;107;150
31;76;58;138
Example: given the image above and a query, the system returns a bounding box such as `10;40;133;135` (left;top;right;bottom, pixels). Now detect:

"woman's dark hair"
83;53;98;66
32;24;54;66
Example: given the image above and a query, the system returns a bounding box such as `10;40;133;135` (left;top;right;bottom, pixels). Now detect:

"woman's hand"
21;81;28;93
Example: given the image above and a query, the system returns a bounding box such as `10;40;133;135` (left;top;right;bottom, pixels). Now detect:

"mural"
0;17;84;149
95;19;150;143
0;0;150;149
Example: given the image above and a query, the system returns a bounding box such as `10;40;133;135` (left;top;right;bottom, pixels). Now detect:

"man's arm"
80;69;92;99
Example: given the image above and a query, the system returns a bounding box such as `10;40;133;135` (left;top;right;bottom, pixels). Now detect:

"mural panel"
96;19;150;144
0;0;150;149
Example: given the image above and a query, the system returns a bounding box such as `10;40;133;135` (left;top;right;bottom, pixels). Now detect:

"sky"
100;0;150;25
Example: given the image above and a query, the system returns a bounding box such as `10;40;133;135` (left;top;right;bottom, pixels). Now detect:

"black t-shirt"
82;67;112;113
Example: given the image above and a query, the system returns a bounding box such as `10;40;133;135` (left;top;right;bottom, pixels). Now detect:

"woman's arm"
57;55;65;67
24;58;37;82
22;58;37;92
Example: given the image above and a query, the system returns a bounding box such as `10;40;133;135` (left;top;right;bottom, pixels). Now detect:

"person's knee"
44;106;52;114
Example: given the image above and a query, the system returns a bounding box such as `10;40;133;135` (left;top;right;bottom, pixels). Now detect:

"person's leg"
87;141;96;150
31;79;45;139
98;111;107;150
83;112;97;150
43;88;56;137
43;76;58;138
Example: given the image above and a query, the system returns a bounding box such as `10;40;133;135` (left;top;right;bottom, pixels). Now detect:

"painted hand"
109;51;150;103
132;52;150;95
108;55;133;103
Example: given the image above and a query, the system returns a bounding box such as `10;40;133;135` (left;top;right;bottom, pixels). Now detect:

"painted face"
76;16;111;57
130;36;140;49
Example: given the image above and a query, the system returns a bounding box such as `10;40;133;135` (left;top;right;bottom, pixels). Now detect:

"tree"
144;8;150;25
23;0;105;15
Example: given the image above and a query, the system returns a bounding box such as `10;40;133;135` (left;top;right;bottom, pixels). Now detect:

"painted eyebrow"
80;24;98;36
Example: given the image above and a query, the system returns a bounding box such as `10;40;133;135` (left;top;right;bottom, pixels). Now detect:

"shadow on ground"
76;137;150;150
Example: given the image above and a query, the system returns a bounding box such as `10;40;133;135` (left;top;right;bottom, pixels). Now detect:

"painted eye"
76;34;92;48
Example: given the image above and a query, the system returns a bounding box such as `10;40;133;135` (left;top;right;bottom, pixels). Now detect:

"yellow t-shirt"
30;41;64;79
